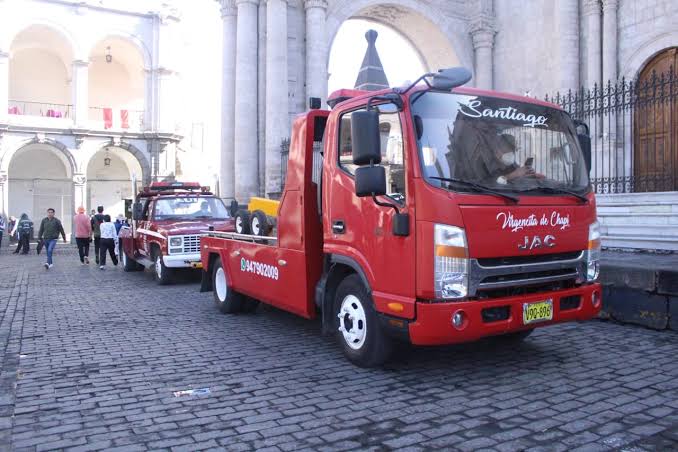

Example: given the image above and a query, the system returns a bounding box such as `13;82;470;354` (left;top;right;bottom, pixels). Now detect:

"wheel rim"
215;267;227;301
155;255;162;279
236;216;243;233
251;217;260;235
337;294;367;350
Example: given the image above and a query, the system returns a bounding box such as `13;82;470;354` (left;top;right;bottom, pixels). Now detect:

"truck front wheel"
121;242;142;272
212;258;243;313
153;250;173;285
334;274;392;368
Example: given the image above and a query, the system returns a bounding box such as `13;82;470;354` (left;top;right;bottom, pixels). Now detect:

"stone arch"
1;137;76;174
326;0;472;77
2;19;83;59
621;32;678;81
85;31;152;71
81;140;151;185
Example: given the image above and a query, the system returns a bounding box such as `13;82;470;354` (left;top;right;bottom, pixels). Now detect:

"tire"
153;248;173;285
235;210;251;235
121;242;142;272
250;210;271;237
334;274;392;367
212;257;244;313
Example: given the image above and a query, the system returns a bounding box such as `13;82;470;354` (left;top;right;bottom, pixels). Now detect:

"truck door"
325;103;417;319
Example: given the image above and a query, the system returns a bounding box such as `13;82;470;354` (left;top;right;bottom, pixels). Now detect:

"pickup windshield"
411;91;590;195
153;196;230;220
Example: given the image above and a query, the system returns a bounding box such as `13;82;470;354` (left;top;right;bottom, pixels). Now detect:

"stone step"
599;213;678;226
601;224;678;238
596;191;678;205
602;234;678;251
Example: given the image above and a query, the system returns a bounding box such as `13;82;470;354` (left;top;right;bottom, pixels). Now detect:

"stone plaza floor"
0;245;678;451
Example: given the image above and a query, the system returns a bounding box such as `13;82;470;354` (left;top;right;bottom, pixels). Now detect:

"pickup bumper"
408;284;602;346
163;253;203;268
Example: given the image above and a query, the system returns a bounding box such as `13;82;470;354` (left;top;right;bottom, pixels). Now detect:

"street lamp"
105;46;112;64
104;148;111;166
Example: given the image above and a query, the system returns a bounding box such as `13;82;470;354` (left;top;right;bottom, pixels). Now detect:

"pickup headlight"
434;224;468;299
586;221;601;282
169;236;183;247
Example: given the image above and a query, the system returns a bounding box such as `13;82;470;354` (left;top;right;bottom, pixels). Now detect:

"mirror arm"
371;194;401;215
394;73;435;95
366;93;404;111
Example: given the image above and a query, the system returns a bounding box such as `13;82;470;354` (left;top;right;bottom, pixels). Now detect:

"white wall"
9;48;70;106
89;59;143;111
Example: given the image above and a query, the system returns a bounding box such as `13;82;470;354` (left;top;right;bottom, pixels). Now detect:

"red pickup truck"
200;68;602;367
119;182;235;284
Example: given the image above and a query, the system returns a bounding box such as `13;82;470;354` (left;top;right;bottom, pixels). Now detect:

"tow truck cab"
119;182;235;284
201;68;602;367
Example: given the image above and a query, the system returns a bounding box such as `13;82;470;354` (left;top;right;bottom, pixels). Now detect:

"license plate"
523;299;553;324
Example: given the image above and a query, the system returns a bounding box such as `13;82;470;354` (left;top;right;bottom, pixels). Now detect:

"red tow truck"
119;182;235;284
200;68;602;367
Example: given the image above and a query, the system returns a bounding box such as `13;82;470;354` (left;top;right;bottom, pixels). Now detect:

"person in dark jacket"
13;213;33;254
38;208;67;269
91;206;105;264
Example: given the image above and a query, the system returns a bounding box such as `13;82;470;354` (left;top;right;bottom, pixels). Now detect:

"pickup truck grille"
182;235;201;254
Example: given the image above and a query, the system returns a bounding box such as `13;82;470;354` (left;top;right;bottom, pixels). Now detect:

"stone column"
470;21;495;90
265;0;288;196
0;51;8;123
234;0;260;202
556;0;579;93
583;0;601;89
220;0;237;201
72;60;89;127
72;174;87;211
602;0;618;84
304;0;328;104
0;170;7;220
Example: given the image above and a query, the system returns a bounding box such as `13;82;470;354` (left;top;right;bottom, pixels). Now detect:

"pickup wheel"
334;274;392;368
153;250;173;285
250;210;271;237
235;210;251;235
212;258;243;313
120;242;142;272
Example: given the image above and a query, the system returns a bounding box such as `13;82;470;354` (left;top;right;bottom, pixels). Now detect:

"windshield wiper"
526;186;589;203
429;176;519;203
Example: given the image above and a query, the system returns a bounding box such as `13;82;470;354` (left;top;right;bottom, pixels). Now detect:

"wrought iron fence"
546;68;678;193
280;137;323;192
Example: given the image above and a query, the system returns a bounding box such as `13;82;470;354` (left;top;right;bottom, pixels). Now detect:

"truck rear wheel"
120;242;142;272
334;274;392;368
235;210;250;235
250;210;271;237
212;257;244;313
153;250;173;285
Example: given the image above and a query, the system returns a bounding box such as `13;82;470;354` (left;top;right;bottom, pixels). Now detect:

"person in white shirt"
98;214;118;269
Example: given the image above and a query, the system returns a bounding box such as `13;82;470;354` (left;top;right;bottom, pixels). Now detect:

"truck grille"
182;235;201;253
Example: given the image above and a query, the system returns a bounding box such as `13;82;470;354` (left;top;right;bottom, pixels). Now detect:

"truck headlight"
434;224;468;299
169;237;183;247
586;221;601;282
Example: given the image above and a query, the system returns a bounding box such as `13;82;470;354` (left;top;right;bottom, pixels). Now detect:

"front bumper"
408;283;602;345
164;253;202;268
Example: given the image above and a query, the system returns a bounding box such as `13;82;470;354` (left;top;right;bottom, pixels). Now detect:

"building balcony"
88;107;144;132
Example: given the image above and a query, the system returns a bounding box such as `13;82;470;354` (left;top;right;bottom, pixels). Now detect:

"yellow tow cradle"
248;197;280;217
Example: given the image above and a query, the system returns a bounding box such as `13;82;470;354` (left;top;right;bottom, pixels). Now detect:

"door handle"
332;220;345;234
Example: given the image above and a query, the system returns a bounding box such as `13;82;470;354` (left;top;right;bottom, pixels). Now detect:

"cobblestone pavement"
1;245;678;451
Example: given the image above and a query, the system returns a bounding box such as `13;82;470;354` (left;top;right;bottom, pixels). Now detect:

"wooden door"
634;48;678;192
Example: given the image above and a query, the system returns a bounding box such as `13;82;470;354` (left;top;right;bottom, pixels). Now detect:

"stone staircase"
596;192;678;251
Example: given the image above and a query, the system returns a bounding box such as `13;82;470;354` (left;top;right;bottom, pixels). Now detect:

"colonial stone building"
218;0;678;250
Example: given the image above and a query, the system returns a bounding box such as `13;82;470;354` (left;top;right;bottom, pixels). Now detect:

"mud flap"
200;269;213;293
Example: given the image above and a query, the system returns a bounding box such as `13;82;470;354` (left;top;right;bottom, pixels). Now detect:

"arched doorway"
634;47;678;192
86;146;144;219
88;37;145;130
8;144;73;235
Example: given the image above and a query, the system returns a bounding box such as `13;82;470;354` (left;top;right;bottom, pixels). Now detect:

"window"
338;104;406;202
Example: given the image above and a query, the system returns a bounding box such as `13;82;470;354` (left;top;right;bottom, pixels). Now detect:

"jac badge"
518;234;555;250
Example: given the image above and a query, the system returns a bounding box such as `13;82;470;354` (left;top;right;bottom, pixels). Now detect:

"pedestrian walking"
91;206;105;264
98;215;118;269
8;216;17;244
114;214;128;235
0;214;5;251
74;206;92;264
13;214;33;254
38;208;67;269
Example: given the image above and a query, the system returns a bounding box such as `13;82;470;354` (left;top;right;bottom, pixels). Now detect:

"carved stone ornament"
73;174;87;185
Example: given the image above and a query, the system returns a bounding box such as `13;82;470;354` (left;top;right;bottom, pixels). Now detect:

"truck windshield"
410;91;590;195
153;197;230;220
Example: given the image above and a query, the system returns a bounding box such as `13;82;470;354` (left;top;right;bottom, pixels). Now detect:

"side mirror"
351;110;381;165
355;166;386;197
431;67;473;91
573;120;591;174
132;202;144;221
229;200;239;217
